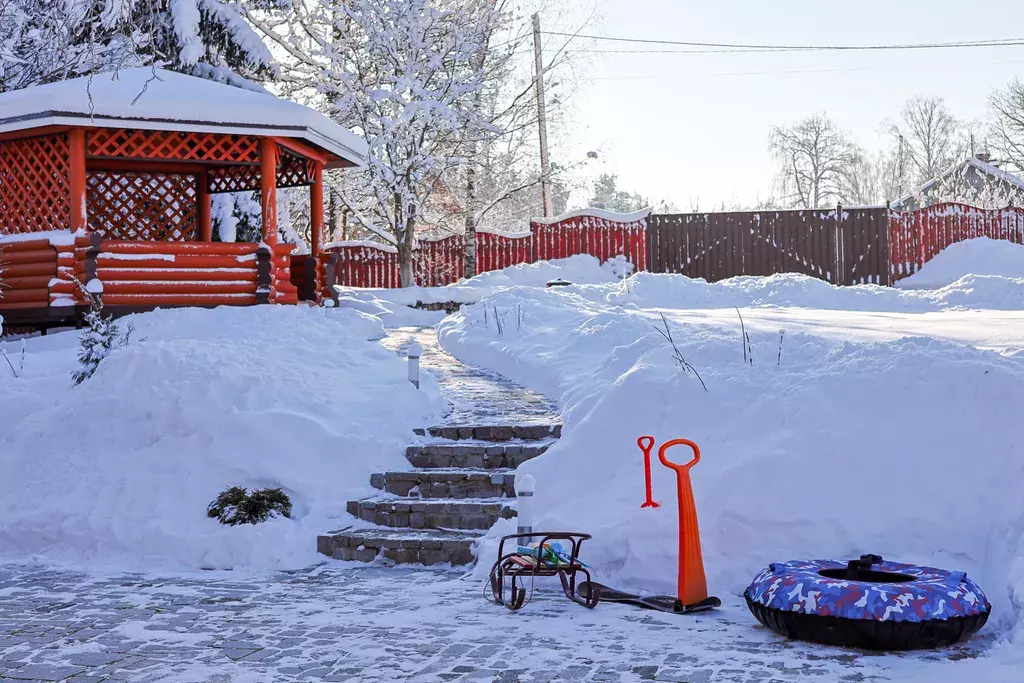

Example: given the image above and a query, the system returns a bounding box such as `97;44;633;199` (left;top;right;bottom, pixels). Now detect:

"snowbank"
896;238;1024;290
586;270;1024;312
334;254;626;327
438;284;1024;657
0;305;442;571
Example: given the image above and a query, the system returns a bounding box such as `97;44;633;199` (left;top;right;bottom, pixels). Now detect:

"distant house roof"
0;68;367;167
891;155;1024;210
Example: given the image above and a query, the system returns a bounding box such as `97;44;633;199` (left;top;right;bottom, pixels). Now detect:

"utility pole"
532;12;553;217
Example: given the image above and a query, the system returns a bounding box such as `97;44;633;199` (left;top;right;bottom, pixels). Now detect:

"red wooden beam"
273;136;331;165
310;161;324;256
197;170;212;242
68;128;87;232
86;159;209;174
0;125;72;143
260;137;278;246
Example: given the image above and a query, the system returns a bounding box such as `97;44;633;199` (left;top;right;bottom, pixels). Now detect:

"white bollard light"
516;473;536;547
407;341;423;389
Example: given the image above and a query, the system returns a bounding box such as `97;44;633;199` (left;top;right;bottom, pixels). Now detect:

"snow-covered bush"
72;290;131;385
207;487;293;526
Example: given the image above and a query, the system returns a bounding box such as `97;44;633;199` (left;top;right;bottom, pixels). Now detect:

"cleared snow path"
0;563;994;682
382;327;558;426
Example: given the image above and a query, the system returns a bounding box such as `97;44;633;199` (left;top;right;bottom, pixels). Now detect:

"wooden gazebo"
0;68;365;330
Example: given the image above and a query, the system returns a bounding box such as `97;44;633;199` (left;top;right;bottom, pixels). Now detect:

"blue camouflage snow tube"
744;554;991;650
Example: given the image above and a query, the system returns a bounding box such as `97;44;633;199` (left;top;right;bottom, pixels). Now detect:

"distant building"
891;150;1024;210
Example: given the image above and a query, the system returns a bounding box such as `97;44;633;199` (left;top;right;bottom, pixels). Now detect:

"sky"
555;0;1024;210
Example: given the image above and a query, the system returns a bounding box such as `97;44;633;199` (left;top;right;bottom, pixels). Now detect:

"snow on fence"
323;210;650;289
531;208;649;271
475;229;532;273
888;203;1024;282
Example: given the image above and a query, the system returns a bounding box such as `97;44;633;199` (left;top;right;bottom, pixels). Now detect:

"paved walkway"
0;563;993;682
382;327;557;427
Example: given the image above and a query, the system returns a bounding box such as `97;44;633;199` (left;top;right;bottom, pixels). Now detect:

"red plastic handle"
657;438;701;473
637;436;659;509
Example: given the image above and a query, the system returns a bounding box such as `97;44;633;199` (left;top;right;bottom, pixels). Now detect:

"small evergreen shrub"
72;286;132;385
207;487;293;525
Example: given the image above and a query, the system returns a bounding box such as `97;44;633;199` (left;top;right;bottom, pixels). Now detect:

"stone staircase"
317;424;560;565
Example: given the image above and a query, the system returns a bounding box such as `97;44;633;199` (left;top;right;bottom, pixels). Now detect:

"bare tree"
989;78;1024;172
768;113;862;209
890;96;968;183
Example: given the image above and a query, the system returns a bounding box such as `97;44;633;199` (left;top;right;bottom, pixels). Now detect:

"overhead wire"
541;30;1024;53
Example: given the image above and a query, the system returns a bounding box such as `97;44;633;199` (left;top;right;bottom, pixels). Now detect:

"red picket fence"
888;203;1024;282
476;229;532;273
416;234;465;287
325;209;651;289
531;209;648;271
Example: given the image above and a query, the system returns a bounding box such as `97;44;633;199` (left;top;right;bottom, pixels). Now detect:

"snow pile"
587;270;1024;312
334;254;624;327
896;237;1024;290
0;305;441;571
438;285;1024;652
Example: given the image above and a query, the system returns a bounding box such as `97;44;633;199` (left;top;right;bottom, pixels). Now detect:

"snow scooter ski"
575;581;720;614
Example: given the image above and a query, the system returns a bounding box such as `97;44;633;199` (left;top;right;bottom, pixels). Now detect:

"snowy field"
2;238;1023;681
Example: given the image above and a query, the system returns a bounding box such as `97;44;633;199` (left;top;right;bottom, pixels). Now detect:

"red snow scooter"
576;436;721;614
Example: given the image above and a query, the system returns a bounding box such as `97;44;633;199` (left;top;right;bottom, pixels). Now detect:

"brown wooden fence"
647;207;890;286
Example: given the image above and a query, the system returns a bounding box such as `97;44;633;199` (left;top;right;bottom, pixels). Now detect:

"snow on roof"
892;156;1024;209
0;68;367;167
530;207;652;225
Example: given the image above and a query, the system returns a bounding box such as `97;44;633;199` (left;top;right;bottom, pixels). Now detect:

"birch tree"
768;113;862;209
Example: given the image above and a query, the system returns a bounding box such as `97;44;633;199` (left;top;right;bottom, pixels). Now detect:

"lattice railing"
206;145;316;194
0;134;71;233
87;172;198;241
87;129;261;164
207;165;260;194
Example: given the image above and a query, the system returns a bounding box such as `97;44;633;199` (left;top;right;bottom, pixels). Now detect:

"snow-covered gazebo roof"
0;68;366;168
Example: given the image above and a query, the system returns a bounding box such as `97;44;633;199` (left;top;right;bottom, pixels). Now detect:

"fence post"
834;203;844;286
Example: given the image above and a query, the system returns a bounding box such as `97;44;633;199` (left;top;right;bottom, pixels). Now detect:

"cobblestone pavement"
381;327;557;427
0;562;994;682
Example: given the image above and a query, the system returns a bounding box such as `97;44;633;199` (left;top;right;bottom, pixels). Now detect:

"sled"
487;532;600;611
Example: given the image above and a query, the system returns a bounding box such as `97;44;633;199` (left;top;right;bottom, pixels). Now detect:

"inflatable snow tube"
744;554;990;650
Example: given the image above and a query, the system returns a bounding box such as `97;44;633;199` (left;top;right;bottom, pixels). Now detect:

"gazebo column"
197;170;212;242
260;137;278;246
68;128;87;232
310;161;324;256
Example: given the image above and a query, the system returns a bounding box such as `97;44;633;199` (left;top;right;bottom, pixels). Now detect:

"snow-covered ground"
434;250;1024;680
0;305;442;572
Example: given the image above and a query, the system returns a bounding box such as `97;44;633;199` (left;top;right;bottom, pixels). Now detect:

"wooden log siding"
0;238;58;310
888;203;1024;282
72;238;264;307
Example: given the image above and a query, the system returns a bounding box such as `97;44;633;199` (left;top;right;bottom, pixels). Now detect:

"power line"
543;30;1024;53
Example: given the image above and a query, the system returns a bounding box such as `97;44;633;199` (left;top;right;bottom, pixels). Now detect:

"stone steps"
318;527;478;565
345;497;515;531
370;470;515;499
320;418;559;566
413;424;560;441
405;442;551;469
